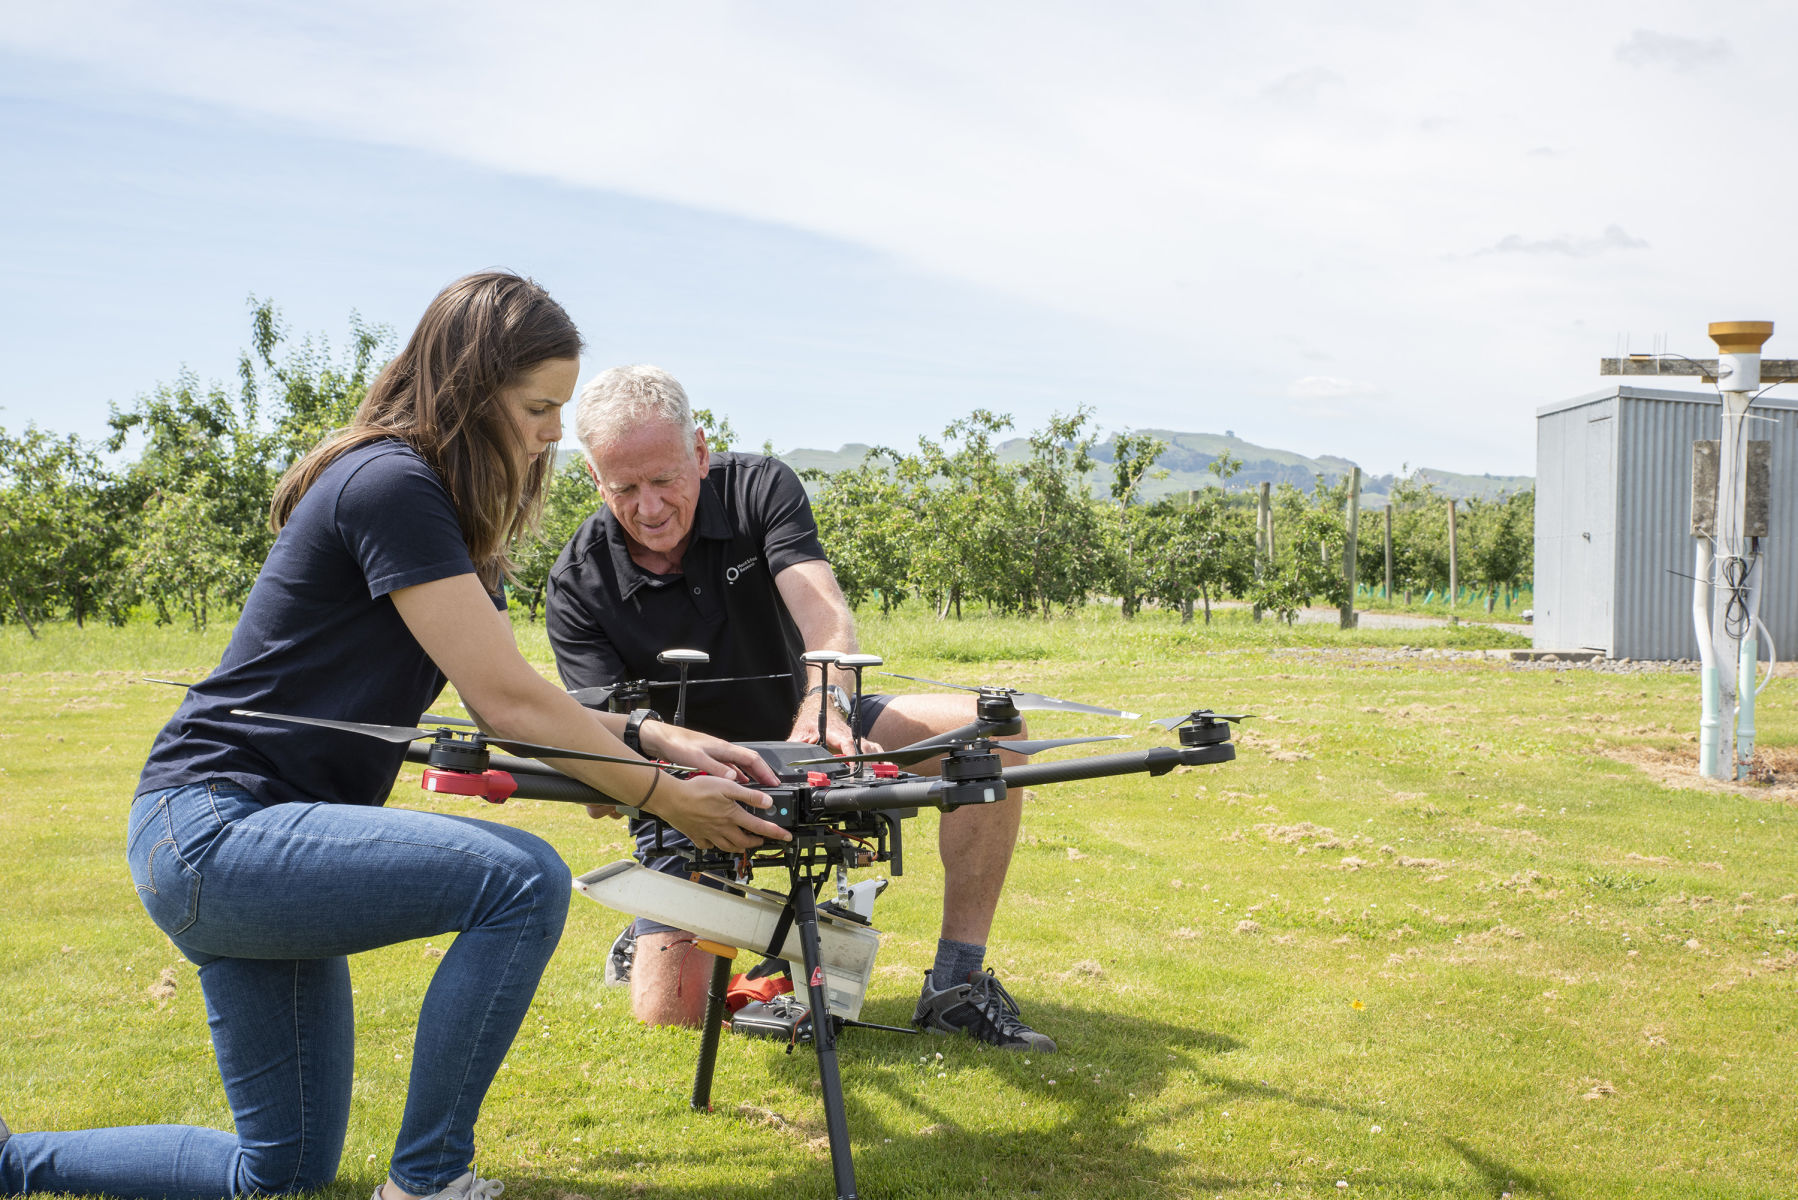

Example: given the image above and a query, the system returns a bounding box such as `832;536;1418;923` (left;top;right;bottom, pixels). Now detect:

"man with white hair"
545;364;1055;1052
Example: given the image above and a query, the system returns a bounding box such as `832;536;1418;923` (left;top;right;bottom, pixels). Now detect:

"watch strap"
623;707;661;755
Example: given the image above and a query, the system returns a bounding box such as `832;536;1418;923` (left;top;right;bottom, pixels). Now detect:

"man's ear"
585;458;602;489
693;426;711;473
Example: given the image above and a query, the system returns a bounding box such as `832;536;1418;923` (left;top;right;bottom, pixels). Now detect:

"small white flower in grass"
1048;1079;1056;1085
1337;1183;1349;1190
1370;1125;1381;1133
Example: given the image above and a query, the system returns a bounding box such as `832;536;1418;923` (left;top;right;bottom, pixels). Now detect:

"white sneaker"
374;1171;505;1200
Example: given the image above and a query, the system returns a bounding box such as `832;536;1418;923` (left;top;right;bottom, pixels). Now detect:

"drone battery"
573;860;880;1020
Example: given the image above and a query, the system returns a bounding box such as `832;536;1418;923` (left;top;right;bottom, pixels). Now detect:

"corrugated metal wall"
1535;385;1798;660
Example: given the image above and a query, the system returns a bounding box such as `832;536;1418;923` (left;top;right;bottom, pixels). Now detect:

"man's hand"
650;774;792;852
789;709;883;758
641;721;781;786
584;803;622;820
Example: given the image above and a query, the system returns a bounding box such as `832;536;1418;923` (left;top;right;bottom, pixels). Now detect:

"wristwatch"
622;707;661;755
804;684;854;720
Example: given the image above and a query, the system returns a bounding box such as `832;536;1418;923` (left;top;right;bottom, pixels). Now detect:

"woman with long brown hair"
0;272;785;1200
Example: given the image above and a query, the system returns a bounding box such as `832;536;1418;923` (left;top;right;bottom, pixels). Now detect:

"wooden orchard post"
1339;467;1360;629
1446;498;1458;609
1383;505;1393;601
1262;482;1275;560
1253;482;1271;622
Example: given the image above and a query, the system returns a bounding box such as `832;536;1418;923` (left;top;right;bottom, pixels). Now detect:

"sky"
4;1;1794;477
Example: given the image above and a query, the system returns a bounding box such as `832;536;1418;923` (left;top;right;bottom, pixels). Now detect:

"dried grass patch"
1602;743;1798;802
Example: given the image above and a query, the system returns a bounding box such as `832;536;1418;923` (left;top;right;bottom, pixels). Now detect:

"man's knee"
628;930;715;1027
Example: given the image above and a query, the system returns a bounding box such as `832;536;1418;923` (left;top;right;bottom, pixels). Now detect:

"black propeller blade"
230;709;670;769
879;672;1140;719
568;684;621;708
569;672;796;708
794;734;1128;769
1149;710;1252;731
154;680;481;737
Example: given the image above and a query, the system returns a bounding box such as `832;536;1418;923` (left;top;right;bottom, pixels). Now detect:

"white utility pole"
1705;322;1771;779
1601;321;1781;779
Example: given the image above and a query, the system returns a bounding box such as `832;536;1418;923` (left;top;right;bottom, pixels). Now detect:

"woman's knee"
474;825;572;936
234;1142;342;1196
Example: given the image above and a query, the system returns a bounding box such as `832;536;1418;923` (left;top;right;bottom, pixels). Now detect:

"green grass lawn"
2;607;1794;1199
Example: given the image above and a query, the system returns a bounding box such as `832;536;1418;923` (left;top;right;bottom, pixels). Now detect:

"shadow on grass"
489;999;1560;1199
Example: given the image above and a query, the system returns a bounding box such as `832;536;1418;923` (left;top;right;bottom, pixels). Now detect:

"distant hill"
771;429;1532;507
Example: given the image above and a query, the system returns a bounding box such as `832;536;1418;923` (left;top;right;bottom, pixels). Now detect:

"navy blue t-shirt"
137;440;492;808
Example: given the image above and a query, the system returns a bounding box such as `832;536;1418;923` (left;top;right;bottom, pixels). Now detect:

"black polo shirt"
545;452;827;742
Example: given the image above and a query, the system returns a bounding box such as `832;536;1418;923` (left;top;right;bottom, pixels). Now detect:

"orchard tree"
1103;430;1169;618
0;426;127;635
1250;479;1349;622
1385;471;1451;601
128;487;250;631
1012;409;1102;618
1141;455;1254;623
809;448;914;613
510;457;601;621
908;411;1015;619
1464;488;1534;609
245;298;391;468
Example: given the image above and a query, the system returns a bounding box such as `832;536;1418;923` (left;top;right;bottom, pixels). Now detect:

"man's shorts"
629;692;897;937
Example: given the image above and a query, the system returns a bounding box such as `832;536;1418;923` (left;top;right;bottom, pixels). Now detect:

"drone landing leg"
792;883;859;1200
690;948;735;1112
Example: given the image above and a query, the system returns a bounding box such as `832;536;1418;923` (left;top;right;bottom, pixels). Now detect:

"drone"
171;654;1242;1200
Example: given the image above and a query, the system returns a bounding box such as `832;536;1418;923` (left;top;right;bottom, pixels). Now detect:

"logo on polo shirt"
724;557;759;584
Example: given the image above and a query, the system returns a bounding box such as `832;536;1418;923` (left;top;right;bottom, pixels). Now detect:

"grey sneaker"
603;922;636;987
0;1110;10;1150
373;1170;505;1200
912;967;1057;1052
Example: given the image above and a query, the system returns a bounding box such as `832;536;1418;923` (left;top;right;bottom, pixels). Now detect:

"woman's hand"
642;722;780;786
647;773;792;852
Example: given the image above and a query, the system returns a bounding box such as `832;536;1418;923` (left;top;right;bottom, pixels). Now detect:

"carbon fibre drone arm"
402;744;647;817
806;741;1235;816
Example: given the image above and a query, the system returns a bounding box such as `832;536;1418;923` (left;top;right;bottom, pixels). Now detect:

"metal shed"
1534;384;1798;660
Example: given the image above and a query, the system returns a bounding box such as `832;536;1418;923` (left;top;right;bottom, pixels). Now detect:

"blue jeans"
0;781;571;1199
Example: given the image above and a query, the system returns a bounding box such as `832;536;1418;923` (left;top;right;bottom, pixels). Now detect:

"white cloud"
1615;29;1731;70
1289;376;1378;398
1262;66;1344;107
1482;225;1651;258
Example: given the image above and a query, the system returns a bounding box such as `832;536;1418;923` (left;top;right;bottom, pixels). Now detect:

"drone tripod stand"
688;857;913;1200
